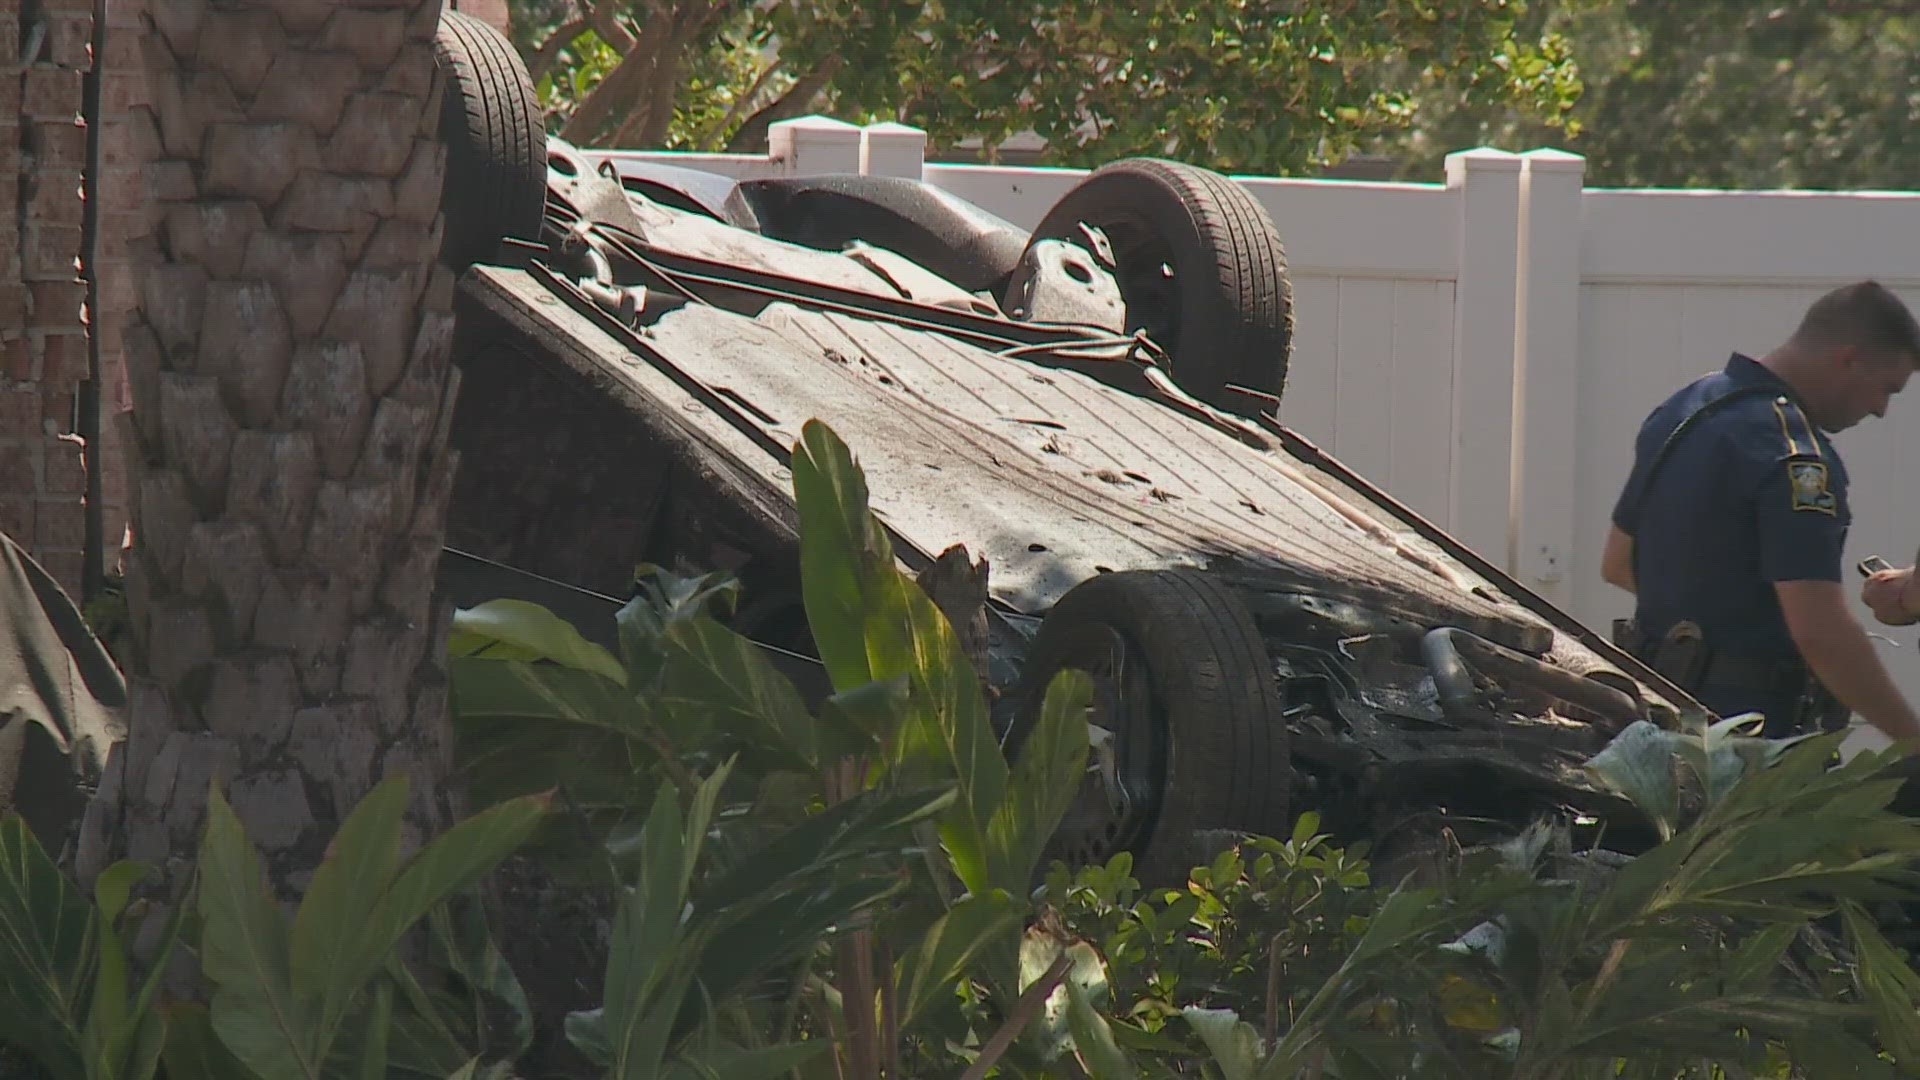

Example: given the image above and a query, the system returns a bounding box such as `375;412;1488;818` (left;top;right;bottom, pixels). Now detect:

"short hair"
1790;280;1920;367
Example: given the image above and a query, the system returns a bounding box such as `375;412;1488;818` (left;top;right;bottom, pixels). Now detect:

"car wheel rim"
1039;623;1165;869
1099;218;1181;355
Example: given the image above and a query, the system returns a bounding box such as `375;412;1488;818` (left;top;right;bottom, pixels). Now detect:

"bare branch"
527;17;591;84
724;55;845;153
558;16;669;145
699;56;782;151
585;1;638;54
958;952;1075;1080
605;4;728;148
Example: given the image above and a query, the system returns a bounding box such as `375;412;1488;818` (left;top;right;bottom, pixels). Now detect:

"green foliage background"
506;0;1580;175
510;0;1920;188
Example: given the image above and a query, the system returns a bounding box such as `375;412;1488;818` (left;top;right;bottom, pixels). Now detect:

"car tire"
1004;568;1292;886
434;9;547;270
1016;158;1294;418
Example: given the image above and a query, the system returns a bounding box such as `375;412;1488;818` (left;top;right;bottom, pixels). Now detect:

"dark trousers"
1689;681;1812;740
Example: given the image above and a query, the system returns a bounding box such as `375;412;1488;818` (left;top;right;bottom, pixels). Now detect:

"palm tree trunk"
74;0;461;906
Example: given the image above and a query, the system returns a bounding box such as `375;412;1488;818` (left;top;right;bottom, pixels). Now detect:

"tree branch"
527;17;591;84
958;952;1075;1080
558;22;667;145
584;1;637;54
699;57;782;151
724;55;845;153
603;3;729;148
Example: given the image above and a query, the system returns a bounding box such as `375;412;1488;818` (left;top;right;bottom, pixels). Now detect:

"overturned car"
429;13;1705;882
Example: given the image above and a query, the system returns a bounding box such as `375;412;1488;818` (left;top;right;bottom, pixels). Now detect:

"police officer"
1601;280;1920;748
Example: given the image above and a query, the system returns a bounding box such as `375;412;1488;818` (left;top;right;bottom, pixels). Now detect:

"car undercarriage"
424;25;1707;884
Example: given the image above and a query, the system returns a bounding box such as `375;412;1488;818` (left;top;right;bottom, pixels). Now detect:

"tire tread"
1014;568;1292;885
1022;157;1293;414
434;10;546;268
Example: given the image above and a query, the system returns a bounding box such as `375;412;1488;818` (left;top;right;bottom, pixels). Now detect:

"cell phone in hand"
1858;554;1895;578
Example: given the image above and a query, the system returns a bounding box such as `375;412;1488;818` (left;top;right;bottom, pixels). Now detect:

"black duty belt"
1615;616;1845;735
1688;652;1811;697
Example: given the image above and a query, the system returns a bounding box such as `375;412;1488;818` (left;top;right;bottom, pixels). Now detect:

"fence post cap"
1521;147;1587;174
1445;147;1524;182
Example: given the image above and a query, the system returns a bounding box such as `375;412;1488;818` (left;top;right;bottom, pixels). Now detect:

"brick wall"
2;1;95;597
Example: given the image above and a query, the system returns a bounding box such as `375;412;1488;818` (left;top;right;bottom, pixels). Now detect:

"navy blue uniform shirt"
1611;352;1851;665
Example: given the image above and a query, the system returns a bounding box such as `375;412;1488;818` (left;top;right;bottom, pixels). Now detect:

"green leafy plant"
0;815;181;1080
445;418;1099;1076
0;777;548;1080
181;778;550;1080
1035;721;1920;1080
441;414;1920;1078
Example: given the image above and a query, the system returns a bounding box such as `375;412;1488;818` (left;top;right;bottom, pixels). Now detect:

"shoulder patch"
1787;460;1837;515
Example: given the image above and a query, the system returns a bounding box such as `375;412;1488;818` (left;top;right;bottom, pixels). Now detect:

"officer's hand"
1863;567;1920;626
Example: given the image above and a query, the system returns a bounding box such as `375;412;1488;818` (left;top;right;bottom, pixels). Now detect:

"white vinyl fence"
590;117;1920;745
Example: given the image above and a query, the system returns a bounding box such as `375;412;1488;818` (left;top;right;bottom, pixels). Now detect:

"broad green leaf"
563;1007;611;1067
632;565;743;625
700;783;954;911
659;617;819;772
1291;810;1327;851
1023;937;1111;1064
83;861;156;1080
1436;974;1503;1035
893;890;1023;1028
1694;713;1800;803
1683;852;1920;912
615;592;669;689
92;860;148;927
291;778;408;1039
111;881;192;1080
693;877;904;1009
678;757;734;901
1064;976;1136;1080
1184;1007;1263;1080
987;668;1093;891
792;419;890;692
0;812;93;1077
358;980;393;1080
819;674;911;754
1589;829;1695;932
863;562;1006;895
1841;900;1920;1065
604;785;692;1076
197;788;316;1079
611;952;704;1080
379;956;470;1080
348;791;551;999
615;566;741;690
157;1002;258;1080
448;657;645;735
1583;720;1680;840
427;899;533;1063
1780;1030;1901;1079
1261;883;1473;1076
662;1041;830;1080
448;600;628;686
121;1005;169;1080
1339;884;1450;968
